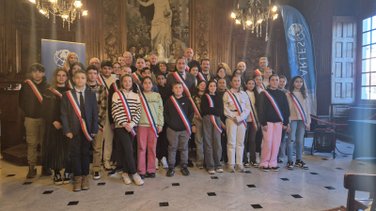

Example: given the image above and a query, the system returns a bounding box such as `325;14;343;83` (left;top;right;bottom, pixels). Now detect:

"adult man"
123;51;137;72
166;57;195;96
199;59;215;81
184;48;201;71
148;53;159;74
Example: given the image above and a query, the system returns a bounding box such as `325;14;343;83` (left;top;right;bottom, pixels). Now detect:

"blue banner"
41;39;86;81
279;5;317;114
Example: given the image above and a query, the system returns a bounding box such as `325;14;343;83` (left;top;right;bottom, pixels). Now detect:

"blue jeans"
287;120;305;162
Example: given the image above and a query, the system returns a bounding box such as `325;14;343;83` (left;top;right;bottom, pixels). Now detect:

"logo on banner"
288;23;304;41
53;49;79;67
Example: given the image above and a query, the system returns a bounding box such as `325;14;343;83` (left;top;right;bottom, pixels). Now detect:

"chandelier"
230;0;278;39
27;0;88;31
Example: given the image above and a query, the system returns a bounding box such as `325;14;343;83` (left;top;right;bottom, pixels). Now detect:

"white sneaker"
155;158;159;170
132;173;144;186
122;173;132;185
215;168;224;173
161;157;168;169
104;161;112;170
208;169;216;175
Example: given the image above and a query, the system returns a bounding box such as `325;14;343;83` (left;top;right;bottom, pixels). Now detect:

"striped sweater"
111;90;141;129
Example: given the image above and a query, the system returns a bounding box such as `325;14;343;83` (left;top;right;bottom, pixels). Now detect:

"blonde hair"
219;62;232;76
63;52;78;72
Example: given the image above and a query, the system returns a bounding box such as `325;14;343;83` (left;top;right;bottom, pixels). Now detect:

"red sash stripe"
246;93;258;130
197;72;205;81
139;92;159;138
25;79;43;103
116;90;137;136
66;91;93;141
48;87;63;98
205;94;222;133
172;72;202;118
226;90;247;127
170;96;191;135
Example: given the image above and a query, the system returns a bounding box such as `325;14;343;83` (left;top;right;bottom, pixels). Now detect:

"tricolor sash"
262;90;284;123
132;72;142;85
289;92;307;125
261;82;267;90
170;96;191;135
246;92;258;130
48;87;63;98
197;72;206;81
112;81;119;93
172;72;202;118
226;90;247;127
67;80;74;90
25;79;43;103
139;91;159;137
116;90;136;136
66;91;93;141
97;74;110;94
205;94;222;133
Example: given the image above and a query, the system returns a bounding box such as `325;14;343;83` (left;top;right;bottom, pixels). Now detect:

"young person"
137;77;164;178
164;82;194;177
42;68;71;185
111;74;143;186
61;70;98;192
201;80;223;174
277;74;288;163
96;60;116;171
286;76;311;170
86;65;108;179
19;63;49;178
63;52;78;73
217;78;228;163
243;79;259;167
258;74;290;172
189;65;200;87
223;75;251;172
155;73;169;169
192;80;206;169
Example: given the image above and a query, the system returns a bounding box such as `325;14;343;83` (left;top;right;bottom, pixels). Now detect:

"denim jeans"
287;120;306;162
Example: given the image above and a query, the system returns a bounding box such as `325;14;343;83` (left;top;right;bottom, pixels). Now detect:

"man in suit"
200;58;215;81
166;57;196;96
61;70;98;192
184;48;201;72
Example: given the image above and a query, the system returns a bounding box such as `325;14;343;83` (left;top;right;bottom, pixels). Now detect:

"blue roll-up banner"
41;39;86;81
279;5;317;115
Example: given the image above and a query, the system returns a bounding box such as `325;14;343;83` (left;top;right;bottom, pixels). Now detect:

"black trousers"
70;132;90;176
115;128;137;174
156;125;168;160
243;123;257;163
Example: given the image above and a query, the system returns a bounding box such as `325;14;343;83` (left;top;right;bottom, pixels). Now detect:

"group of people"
18;47;312;192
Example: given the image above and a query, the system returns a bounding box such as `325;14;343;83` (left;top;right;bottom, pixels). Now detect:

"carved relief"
195;7;209;60
103;0;121;61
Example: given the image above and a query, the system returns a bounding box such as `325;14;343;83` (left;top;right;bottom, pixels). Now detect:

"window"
361;15;376;100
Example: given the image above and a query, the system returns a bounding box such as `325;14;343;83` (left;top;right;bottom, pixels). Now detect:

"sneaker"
166;168;175;177
146;172;156;178
155;158;159;170
93;171;101;180
259;166;270;172
196;162;204;169
63;172;71;184
208;169;216;175
161;157;168;169
26;166;37;179
271;167;280;172
139;174;145;179
244;162;251;168
73;176;82;192
122;173;132;185
132;173;144;186
227;165;235;173
53;173;63;185
236;164;245;172
104;161;112;170
278;159;283;164
181;167;190;176
81;175;90;190
250;161;259;167
215;168;224;173
295;160;309;170
287;161;294;170
41;167;52;177
187;160;194;168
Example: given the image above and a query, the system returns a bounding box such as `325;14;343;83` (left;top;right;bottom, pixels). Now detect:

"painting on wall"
126;0;189;62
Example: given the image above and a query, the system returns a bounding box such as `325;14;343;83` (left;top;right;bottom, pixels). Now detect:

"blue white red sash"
246;91;258;130
205;94;222;133
112;81;119;93
97;74;109;94
139;92;159;138
116;90;136;136
48;87;63;98
261;82;267;90
172;72;202;118
170;96;191;135
289;92;308;125
25;79;43;103
67;80;74;90
262;89;284;122
66;91;93;141
197;72;205;81
132;72;142;85
226;90;247;127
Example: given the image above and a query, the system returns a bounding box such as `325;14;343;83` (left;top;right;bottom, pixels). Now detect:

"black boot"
26;165;37;179
41;167;52;176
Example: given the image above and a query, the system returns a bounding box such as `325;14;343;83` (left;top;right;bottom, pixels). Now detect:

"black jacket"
258;88;290;126
200;93;222;117
19;80;49;118
164;96;194;131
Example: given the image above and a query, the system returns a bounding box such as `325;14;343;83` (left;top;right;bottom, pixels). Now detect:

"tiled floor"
0;140;364;211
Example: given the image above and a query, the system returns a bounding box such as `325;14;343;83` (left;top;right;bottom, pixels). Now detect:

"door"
331;16;357;105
